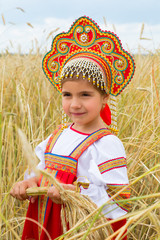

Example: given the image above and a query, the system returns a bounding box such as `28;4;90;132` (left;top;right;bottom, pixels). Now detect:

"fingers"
10;182;28;201
10;180;75;204
61;183;76;191
19;183;29;200
30;196;38;204
10;178;39;202
47;184;75;204
47;186;62;204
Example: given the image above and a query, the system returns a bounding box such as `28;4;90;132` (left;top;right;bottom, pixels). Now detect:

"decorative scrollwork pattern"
56;40;70;55
114;56;128;72
101;39;115;54
114;73;124;85
48;58;60;73
74;25;96;47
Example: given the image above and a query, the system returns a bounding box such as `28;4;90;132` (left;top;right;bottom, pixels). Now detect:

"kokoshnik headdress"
42;16;135;134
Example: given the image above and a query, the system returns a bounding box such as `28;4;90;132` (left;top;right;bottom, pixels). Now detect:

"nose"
70;97;81;109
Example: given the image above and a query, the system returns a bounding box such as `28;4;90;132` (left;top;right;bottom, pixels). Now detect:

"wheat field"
0;50;160;239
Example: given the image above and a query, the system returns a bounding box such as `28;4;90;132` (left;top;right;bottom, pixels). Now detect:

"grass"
0;50;160;239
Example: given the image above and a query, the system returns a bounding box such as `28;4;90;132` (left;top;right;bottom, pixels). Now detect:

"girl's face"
62;78;108;133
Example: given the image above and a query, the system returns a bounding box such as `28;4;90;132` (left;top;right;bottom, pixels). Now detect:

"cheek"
62;99;69;113
89;98;103;110
85;100;102;114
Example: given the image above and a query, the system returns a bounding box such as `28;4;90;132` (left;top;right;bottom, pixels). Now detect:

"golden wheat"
0;50;160;239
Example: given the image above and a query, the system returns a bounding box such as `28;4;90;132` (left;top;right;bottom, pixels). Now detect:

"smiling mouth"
70;112;86;116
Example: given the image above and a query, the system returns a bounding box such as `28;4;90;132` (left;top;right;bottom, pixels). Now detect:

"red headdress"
42;16;135;132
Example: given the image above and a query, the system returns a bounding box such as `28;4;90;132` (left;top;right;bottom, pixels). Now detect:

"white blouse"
25;124;129;219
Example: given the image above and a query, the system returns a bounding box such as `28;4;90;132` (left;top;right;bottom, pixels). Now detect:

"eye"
81;92;91;97
62;92;71;97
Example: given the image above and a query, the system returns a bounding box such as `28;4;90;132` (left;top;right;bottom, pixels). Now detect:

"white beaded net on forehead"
60;58;109;94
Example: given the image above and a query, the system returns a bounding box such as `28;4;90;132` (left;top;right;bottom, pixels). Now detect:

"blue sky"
1;0;160;53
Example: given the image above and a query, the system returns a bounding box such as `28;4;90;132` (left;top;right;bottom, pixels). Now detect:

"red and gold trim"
45;154;77;175
70;128;112;159
98;157;127;174
107;184;131;212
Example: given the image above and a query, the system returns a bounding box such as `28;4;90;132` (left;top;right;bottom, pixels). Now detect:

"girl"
10;16;135;240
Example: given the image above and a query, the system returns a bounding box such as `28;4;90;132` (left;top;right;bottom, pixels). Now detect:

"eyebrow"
62;91;71;95
62;91;69;93
62;90;94;94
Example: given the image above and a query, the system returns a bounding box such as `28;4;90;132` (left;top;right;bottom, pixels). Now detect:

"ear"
102;94;109;105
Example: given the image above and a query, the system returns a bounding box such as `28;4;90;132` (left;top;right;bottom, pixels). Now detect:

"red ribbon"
100;104;111;126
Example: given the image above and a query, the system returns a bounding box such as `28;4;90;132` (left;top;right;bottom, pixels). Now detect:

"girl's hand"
47;183;75;204
10;177;38;203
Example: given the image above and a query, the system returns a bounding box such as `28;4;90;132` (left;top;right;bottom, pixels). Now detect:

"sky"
0;0;160;54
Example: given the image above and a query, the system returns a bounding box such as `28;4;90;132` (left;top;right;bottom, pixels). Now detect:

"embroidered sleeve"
95;135;131;212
